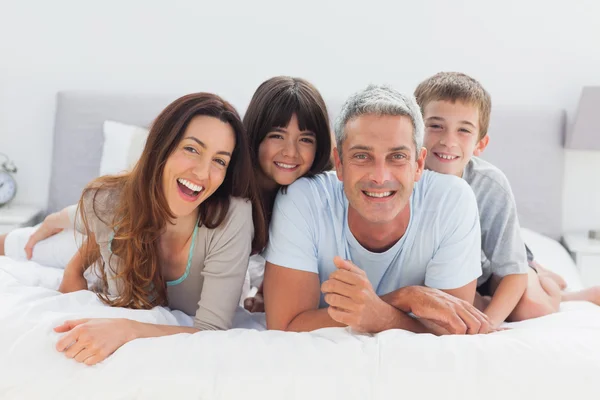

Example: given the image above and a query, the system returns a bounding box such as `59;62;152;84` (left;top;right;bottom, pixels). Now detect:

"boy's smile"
422;100;488;177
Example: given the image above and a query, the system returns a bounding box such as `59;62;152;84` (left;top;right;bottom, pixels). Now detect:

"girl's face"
257;113;317;187
162;115;236;218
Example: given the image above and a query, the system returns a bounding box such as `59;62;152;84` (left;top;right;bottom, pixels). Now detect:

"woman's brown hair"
78;93;267;310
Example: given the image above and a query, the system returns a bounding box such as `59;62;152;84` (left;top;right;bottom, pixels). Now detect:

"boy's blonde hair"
414;72;491;140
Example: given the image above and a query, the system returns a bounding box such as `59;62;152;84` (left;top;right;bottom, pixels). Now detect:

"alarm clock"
0;153;17;207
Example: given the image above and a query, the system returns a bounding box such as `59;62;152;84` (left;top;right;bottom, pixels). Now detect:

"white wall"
1;0;599;232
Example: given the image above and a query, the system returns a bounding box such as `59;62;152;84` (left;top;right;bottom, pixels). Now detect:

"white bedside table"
563;233;600;288
0;204;43;235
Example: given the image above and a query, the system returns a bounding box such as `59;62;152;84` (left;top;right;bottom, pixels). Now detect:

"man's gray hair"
334;84;424;157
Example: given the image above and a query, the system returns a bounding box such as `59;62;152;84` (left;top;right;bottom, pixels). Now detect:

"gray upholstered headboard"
47;91;175;213
47;92;566;239
480;106;566;240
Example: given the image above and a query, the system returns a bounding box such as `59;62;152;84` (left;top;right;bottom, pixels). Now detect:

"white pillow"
99;120;149;176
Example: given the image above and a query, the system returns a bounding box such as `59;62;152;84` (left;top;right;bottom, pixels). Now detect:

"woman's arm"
58;237;99;293
24;205;79;259
54;318;200;365
191;198;254;330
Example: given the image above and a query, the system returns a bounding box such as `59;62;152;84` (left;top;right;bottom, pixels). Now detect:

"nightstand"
0;204;43;235
563;233;600;288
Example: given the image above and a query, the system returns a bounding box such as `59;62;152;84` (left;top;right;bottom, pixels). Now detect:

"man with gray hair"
263;85;492;335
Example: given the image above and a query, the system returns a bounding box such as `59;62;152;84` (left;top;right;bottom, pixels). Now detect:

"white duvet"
1;229;600;400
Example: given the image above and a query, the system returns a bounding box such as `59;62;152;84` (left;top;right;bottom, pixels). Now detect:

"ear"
473;135;489;156
333;147;343;182
414;147;427;182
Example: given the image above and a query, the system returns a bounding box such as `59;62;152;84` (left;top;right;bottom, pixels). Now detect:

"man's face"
334;114;425;224
423;100;488;177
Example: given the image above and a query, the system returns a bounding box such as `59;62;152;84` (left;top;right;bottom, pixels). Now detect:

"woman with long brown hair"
50;92;267;365
1;76;334;320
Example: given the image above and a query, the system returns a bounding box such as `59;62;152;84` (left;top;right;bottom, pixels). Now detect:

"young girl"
241;76;333;312
43;93;267;365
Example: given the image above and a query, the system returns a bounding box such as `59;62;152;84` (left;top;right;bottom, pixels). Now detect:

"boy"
414;72;600;327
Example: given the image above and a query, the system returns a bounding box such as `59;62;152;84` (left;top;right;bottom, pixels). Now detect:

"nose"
281;138;298;158
369;159;392;185
439;131;458;147
192;157;211;181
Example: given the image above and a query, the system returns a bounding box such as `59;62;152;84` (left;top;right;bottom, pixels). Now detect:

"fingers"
73;346;97;364
54;319;89;333
243;298;254;312
243;294;265;313
321;278;355;298
333;257;364;275
83;354;106;366
324;293;359;312
24;235;39;259
63;339;86;358
454;306;483;334
434;311;468;335
250;293;264;313
328;269;367;287
327;306;351;325
459;303;493;334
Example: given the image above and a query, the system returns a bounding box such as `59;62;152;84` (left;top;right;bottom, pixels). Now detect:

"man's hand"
390;286;494;334
321;256;397;333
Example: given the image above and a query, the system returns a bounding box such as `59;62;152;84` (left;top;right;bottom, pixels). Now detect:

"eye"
268;133;284;140
459;128;472;135
184;146;199;154
428;124;442;129
354;153;368;160
300;137;315;144
214;158;227;167
392;153;406;160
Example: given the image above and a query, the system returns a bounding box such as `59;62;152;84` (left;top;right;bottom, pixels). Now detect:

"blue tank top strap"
107;215;200;286
167;218;199;286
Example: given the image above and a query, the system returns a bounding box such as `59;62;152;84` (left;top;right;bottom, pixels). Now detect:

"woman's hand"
54;318;136;365
24;212;66;259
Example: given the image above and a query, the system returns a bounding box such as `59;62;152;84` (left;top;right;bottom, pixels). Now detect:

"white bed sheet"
1;230;600;400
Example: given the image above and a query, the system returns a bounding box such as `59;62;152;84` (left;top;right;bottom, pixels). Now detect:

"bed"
0;92;599;400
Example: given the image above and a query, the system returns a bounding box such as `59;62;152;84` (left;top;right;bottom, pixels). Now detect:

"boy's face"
422;100;489;177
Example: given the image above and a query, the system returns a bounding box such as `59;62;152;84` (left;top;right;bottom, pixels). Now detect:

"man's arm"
264;262;345;332
264;261;426;333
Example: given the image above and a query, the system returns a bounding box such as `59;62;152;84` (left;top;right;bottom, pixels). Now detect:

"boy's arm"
478;173;529;326
483;274;528;327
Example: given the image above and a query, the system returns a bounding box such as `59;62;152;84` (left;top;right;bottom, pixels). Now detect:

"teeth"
437;153;458;160
177;178;204;193
364;191;393;198
275;162;298;169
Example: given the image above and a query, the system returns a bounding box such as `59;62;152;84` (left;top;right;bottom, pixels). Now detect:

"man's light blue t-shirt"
263;170;482;308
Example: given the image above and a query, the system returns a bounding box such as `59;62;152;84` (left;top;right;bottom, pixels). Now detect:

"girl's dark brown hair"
244;76;333;183
78;92;267;310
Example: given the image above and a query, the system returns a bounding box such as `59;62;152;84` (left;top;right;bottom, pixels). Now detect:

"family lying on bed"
1;72;599;366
